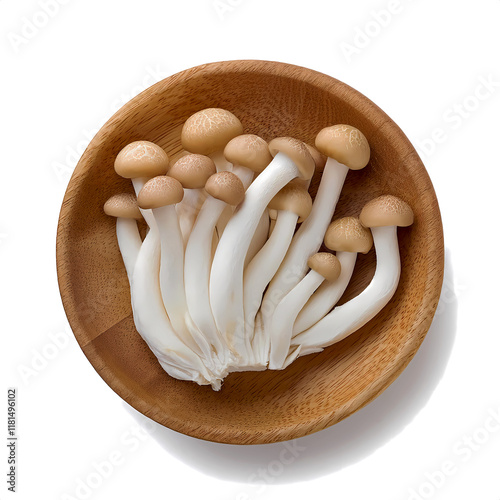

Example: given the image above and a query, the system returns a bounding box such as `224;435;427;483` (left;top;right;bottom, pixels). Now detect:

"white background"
1;0;499;499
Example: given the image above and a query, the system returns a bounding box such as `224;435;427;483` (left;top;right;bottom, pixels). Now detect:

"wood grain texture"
56;60;444;445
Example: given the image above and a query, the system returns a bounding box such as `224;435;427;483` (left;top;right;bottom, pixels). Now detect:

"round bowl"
56;60;444;445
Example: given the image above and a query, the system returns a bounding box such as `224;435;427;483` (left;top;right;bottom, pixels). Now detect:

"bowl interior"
57;60;444;444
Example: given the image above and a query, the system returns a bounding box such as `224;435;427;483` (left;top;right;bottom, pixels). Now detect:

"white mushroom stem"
283;345;302;370
269;174;311;237
215;207;232;237
269;269;326;369
216;200;269;259
232;164;255;189
115;218;142;282
261;158;348;327
168;154;216;246
209;152;303;358
131;177;156;229
292;226;400;355
244;209;299;355
210;151;232;172
153;205;215;364
252;310;266;363
177;188;207;246
131;230;219;388
219;134;273;244
215;164;253;237
184;196;229;363
244;210;270;268
211;229;218;260
268;209;278;236
293;251;357;335
252;311;299;370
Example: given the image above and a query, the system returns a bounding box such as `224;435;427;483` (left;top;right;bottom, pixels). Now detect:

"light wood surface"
56;60;444;445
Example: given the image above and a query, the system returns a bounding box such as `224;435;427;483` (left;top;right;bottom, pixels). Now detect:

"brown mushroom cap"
205;172;245;206
268;137;315;180
181;108;244;155
268;181;312;222
223;134;273;173
104;193;142;219
307;252;341;282
315;125;370;170
114;141;169;179
325;217;373;254
359;195;414;228
305;144;327;172
168;154;216;189
137;176;184;209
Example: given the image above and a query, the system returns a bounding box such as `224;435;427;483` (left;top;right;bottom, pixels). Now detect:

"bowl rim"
56;59;444;445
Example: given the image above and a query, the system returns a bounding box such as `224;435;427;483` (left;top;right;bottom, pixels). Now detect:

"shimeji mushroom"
103;193;143;282
184;172;245;366
224;134;273;189
222;134;273;260
114;141;170;229
293;216;373;335
137;176;215;367
261;125;370;332
265;144;323;237
304;143;327;179
244;181;312;363
214;134;272;263
168;154;216;245
181;108;243;172
130;223;220;388
269;252;341;369
291;195;414;355
209;137;314;363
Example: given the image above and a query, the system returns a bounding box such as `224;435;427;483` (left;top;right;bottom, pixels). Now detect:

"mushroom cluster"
104;108;414;390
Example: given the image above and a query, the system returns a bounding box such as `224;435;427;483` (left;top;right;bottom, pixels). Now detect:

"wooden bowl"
56;60;444;445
